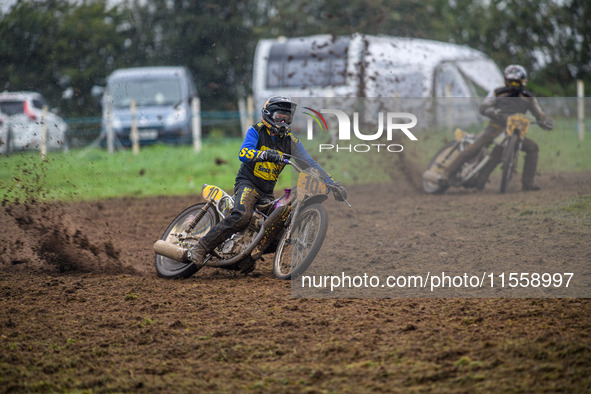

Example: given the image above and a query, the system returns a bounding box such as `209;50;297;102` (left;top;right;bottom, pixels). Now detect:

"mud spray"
1;157;136;274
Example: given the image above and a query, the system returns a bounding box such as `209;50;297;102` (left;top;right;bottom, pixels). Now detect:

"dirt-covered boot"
188;241;209;268
523;184;541;191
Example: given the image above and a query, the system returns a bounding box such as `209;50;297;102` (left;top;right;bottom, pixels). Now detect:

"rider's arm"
522;91;547;121
292;140;337;186
524;93;554;130
238;127;264;163
479;90;502;120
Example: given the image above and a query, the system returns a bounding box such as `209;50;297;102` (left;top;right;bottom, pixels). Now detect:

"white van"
252;34;503;131
102;66;198;145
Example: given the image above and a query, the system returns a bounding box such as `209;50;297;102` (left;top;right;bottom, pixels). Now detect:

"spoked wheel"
273;203;328;280
154;203;218;279
500;134;519;194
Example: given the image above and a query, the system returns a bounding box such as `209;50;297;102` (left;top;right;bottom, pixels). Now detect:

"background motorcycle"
422;114;534;194
153;156;350;279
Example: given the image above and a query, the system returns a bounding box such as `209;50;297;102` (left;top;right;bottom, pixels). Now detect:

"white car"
0;91;68;154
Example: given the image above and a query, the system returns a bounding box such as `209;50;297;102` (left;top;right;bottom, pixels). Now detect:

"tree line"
0;0;588;118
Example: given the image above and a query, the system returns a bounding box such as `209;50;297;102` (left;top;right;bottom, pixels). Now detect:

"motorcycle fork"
186;200;215;233
282;200;302;243
251;201;293;259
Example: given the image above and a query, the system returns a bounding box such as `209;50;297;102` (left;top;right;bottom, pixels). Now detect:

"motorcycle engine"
216;213;265;259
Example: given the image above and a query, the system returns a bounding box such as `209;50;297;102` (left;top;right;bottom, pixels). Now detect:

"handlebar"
283;155;352;208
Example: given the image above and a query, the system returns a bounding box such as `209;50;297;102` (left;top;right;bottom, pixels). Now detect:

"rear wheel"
273;204;328;280
422;141;459;194
500;134;519;194
154;203;218;279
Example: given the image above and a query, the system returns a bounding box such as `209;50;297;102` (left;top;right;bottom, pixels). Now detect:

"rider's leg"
469;144;503;190
442;124;501;182
521;137;540;190
190;183;259;265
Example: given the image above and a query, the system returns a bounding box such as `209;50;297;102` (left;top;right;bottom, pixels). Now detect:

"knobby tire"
154;203;218;279
273;203;328;280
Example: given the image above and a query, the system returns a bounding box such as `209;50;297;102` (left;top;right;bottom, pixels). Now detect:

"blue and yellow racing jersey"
236;123;334;195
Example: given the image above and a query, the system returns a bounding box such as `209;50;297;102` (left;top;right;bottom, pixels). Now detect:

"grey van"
102;66;198;145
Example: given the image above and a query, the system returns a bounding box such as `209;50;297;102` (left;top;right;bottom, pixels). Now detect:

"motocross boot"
466;144;503;191
188;241;210;268
523;184;541;191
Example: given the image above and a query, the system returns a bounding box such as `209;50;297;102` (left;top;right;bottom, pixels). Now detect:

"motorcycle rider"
439;64;554;191
188;96;347;271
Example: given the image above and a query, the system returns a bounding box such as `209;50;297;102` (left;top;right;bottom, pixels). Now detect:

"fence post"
577;80;585;141
105;96;114;154
445;83;453;134
40;105;48;159
247;95;254;133
192;97;201;153
238;97;247;137
130;99;140;155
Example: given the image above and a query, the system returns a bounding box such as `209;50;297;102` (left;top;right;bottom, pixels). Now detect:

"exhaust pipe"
154;240;190;262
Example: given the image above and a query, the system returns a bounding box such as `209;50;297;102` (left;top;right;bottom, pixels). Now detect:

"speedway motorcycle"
422;114;533;194
153;156;350;279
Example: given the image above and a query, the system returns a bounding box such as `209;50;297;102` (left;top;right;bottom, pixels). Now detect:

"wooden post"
192;97;201;153
106;96;114;154
238;97;247;138
247;95;255;131
130;99;140;155
577;80;585;141
445;83;453;134
40;105;48;158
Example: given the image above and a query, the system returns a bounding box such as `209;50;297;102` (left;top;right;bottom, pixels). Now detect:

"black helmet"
261;96;297;135
504;64;527;89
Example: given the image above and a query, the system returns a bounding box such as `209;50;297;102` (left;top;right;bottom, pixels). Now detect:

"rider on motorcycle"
440;64;554;191
189;96;347;271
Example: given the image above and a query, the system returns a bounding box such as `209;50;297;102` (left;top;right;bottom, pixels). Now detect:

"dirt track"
1;170;591;392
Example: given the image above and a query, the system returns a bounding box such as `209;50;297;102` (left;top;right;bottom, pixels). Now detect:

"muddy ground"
1;168;590;392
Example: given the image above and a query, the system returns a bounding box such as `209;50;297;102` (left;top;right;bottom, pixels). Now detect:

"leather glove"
333;183;348;202
258;150;285;163
538;117;554;131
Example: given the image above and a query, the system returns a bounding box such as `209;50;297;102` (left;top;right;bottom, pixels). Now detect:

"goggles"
272;111;293;124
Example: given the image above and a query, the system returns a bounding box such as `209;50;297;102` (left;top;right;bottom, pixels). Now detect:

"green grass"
543;195;591;225
0;118;589;203
0;139;250;202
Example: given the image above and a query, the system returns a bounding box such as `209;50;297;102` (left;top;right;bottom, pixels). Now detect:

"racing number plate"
506;114;530;138
297;172;328;201
202;184;225;202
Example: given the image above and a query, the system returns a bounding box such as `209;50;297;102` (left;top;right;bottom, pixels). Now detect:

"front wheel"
154;203;218;279
500;134;519;194
273;203;328;280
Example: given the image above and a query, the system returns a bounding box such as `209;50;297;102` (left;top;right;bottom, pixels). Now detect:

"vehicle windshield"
456;59;504;94
108;77;182;107
0;101;25;115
